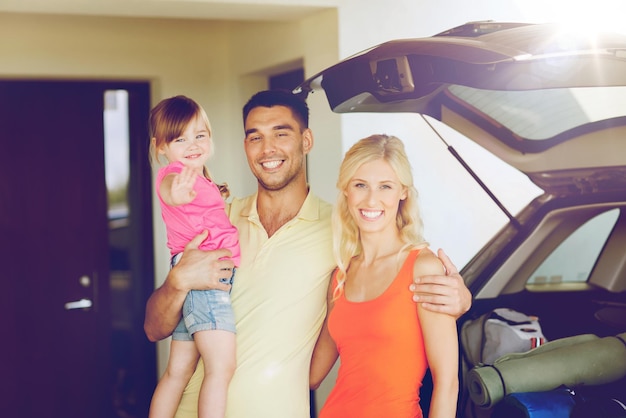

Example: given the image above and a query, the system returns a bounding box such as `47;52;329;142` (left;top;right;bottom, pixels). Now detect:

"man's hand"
144;231;234;342
171;230;234;293
410;249;472;318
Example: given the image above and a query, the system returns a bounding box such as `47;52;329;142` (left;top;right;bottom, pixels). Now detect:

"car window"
448;85;626;141
527;208;620;286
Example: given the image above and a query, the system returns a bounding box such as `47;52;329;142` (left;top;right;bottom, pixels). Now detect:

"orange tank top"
320;250;427;418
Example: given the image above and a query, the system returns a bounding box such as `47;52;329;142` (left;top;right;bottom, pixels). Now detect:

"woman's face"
345;158;407;235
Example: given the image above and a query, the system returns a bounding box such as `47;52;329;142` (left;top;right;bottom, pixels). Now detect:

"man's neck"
257;181;309;237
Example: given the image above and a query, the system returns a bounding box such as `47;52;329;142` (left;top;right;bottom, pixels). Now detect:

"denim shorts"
170;253;236;341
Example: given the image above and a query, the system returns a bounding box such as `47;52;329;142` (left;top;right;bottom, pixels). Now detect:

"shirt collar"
240;188;321;222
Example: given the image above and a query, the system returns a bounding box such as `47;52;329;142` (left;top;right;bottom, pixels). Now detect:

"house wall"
0;8;341;380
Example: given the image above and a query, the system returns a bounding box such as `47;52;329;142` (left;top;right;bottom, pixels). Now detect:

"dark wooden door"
0;80;152;417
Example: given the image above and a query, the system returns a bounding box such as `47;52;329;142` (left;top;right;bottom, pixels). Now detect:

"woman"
310;134;458;418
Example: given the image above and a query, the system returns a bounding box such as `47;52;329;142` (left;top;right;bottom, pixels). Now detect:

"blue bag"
492;388;575;418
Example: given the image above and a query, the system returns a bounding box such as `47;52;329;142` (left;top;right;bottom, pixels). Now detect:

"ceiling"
0;0;333;21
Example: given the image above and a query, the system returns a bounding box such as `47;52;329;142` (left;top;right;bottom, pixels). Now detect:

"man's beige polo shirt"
176;192;334;418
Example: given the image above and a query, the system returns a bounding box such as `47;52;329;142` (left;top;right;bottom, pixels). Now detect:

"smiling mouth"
261;160;283;169
361;210;383;219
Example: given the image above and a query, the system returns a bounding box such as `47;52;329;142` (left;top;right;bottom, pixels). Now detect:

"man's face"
243;105;312;192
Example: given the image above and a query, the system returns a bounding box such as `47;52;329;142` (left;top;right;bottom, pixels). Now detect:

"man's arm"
144;230;234;342
410;248;472;318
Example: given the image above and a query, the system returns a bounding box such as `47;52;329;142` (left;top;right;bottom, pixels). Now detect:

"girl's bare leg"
193;330;236;418
149;340;200;418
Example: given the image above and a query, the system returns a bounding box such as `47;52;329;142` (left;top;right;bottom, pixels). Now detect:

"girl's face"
158;115;211;173
345;158;407;235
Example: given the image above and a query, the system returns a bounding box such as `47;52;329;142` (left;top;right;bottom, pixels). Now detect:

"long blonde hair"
332;134;427;299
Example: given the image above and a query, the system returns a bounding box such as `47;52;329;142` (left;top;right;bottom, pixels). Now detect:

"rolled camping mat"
494;333;598;363
467;333;626;408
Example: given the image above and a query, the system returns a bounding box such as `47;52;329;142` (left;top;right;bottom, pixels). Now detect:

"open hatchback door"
298;21;626;177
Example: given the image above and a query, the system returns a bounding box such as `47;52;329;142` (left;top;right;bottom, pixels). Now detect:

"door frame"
0;78;156;417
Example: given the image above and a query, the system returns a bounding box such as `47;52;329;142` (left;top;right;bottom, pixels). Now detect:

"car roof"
297;21;626;184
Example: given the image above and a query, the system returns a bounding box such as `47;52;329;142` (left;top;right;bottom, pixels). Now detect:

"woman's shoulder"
412;247;445;276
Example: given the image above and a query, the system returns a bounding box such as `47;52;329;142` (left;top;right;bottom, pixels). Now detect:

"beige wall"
0;9;340;381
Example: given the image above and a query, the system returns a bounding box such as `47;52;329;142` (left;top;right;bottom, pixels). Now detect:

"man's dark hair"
242;89;310;129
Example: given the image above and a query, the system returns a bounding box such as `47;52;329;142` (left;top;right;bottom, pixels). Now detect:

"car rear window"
449;85;626;141
527;208;620;286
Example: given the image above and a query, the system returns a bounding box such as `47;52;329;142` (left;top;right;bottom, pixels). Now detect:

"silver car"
299;21;626;418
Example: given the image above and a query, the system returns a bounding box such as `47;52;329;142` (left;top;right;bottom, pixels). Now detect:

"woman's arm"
415;251;459;418
309;276;339;390
144;231;234;342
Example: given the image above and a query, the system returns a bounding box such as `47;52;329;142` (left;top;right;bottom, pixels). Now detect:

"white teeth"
262;160;281;169
361;210;383;219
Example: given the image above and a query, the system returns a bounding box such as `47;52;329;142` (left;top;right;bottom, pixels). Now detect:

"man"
144;90;471;418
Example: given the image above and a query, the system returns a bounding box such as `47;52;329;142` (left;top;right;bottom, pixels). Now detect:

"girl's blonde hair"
332;134;427;299
149;95;214;180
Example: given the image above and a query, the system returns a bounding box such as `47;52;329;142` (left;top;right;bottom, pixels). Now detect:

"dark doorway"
269;68;305;92
0;80;155;418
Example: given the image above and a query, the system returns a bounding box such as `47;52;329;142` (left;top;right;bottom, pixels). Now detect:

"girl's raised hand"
170;165;197;205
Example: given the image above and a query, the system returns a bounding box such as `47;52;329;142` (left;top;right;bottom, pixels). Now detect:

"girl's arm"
415;251;459;418
160;166;197;206
310;275;339;390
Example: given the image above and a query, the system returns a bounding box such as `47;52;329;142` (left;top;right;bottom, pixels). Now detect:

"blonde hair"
332;134;427;299
149;95;214;180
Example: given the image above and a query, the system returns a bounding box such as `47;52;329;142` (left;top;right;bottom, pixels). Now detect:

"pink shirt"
156;161;240;266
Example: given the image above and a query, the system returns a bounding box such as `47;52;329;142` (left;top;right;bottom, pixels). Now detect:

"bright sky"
518;0;626;35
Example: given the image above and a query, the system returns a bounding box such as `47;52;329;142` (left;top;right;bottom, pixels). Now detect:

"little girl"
148;95;240;418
